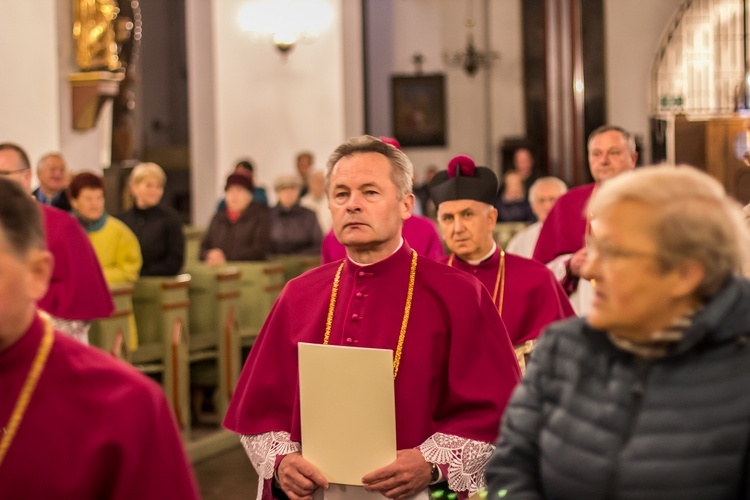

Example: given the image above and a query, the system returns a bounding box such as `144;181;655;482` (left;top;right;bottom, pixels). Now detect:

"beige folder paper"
298;342;397;486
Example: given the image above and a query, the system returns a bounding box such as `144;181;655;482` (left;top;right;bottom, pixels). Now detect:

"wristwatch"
429;462;440;484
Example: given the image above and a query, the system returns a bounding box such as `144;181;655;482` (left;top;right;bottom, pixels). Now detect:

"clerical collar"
347;238;404;267
465;242;497;265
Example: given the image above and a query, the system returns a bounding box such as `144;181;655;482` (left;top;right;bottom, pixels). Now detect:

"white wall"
364;0;526;180
0;0;114;177
0;1;59;166
186;0;346;226
605;0;684;163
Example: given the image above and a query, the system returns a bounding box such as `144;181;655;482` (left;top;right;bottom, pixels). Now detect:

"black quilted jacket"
486;275;750;500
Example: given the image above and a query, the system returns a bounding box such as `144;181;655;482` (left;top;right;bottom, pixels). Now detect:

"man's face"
530;183;565;223
38;156;68;194
0;228;51;349
0;150;32;192
437;199;497;261
71;187;105;221
588;130;637;183
329;152;412;251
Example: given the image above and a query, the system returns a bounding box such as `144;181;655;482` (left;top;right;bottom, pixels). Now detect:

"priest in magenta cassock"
532;126;637;315
320;214;445;263
0;143;113;344
0;177;199;499
430;156;574;368
224;135;521;500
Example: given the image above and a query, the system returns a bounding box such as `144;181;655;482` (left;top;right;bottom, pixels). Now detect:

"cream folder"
298;342;397;486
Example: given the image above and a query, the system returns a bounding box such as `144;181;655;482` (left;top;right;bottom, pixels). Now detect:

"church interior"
4;0;750;497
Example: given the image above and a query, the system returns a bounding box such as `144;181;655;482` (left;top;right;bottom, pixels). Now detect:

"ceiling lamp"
443;1;499;77
238;0;334;55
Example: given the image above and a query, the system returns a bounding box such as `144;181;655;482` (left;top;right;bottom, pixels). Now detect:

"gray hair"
37;152;66;172
325;135;413;200
588;165;748;299
529;176;568;200
588;125;636;154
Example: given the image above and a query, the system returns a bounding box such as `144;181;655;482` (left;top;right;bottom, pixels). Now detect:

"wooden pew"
231;261;285;347
185;264;242;420
130;275;192;438
272;254;322;283
89;283;135;360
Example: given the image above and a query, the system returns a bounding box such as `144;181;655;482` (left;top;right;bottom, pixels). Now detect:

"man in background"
532;125;637;315
33;152;72;211
506;176;568;258
0;143;112;343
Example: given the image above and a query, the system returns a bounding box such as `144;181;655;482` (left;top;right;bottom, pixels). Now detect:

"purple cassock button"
355;292;363;299
351;313;360;320
472;269;479;274
346;337;354;344
358;271;365;277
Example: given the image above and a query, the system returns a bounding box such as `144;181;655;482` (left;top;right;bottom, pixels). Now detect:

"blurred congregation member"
511;147;540;195
431;156;573;363
296;150;314;197
69;172;142;285
0;177;200;499
201;172;270;265
413;165;438;218
300;170;332;233
33;152;72;211
0;143;112;344
533;125;637;315
494;170;534;222
487;165;750;499
506;176;568;258
118;162;185;276
271;174;322;255
224;135;520;500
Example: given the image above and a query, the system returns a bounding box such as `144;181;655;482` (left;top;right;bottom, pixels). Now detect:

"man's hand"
205;248;226;267
568;247;588;277
276;452;329;500
361;449;432;500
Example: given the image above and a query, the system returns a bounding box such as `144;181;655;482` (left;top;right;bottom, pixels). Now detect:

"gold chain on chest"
324;250;418;378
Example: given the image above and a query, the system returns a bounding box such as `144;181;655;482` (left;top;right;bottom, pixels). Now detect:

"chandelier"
238;0;334;55
443;2;499;76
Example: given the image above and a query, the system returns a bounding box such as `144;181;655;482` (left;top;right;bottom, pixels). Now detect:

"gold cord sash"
324;250;418;378
0;313;54;468
447;249;506;315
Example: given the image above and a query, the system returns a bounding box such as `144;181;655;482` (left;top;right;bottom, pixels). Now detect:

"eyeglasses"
0;167;29;176
585;236;659;263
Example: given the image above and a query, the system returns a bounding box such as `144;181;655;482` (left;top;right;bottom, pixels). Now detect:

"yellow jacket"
88;216;143;285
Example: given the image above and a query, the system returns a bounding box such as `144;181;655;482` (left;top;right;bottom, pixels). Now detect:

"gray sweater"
486;275;750;500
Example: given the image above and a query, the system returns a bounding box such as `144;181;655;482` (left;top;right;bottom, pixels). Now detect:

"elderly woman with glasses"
486;165;750;499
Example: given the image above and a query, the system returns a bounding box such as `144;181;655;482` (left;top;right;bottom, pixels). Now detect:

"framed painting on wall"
391;74;446;147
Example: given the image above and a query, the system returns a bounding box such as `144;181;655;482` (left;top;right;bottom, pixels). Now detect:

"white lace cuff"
418;432;495;495
240;431;301;500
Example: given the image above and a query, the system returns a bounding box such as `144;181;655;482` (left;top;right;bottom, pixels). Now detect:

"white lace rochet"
241;431;301;500
418;432;495;495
